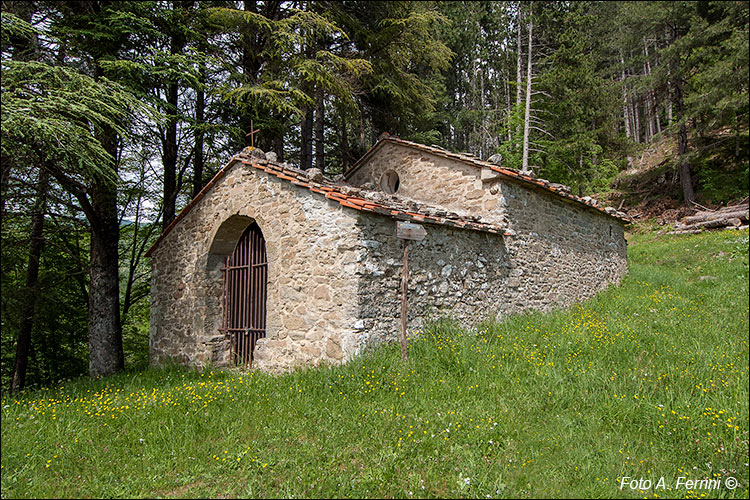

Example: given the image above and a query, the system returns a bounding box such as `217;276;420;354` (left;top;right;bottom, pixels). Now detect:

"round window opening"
380;170;400;194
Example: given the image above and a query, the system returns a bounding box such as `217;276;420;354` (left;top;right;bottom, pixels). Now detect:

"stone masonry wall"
495;181;628;312
351;214;510;349
149;159;363;372
348;149;628;346
347;142;506;224
351;200;627;348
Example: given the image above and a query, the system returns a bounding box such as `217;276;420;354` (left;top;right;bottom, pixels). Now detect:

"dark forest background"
1;1;748;392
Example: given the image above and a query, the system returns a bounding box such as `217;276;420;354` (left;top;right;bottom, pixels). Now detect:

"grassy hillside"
1;229;748;499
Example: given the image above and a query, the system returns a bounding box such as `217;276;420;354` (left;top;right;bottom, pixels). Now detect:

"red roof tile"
345;134;630;223
146;151;509;257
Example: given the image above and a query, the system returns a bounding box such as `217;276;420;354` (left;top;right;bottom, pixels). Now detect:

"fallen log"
683;209;748;225
690;202;746;214
674;216;745;231
689;217;743;229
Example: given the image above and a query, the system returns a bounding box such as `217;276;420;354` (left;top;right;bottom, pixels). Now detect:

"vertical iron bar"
245;231;250;365
250;231;255;367
261;245;266;333
221;260;227;331
240;234;245;332
257;232;260;334
253;231;258;330
250;230;256;367
242;243;246;335
251;231;255;329
231;255;235;334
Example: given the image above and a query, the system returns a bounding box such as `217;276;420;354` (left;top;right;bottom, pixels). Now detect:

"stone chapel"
146;133;629;372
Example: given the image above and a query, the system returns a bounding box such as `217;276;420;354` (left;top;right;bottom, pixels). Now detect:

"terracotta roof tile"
345;134;630;223
146;151;510;257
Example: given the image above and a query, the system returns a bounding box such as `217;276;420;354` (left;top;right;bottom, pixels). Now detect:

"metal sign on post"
396;221;427;241
395;221;426;361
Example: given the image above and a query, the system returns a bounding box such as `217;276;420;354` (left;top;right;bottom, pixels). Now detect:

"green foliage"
1;61;147;184
2;1;163;386
210;6;371;121
120;293;150;371
1;230;748;497
686;2;749;134
0;12;37;45
692;130;750;204
345;1;453;138
1;213;89;392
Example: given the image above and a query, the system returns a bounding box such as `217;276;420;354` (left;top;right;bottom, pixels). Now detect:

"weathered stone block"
326;337;343;361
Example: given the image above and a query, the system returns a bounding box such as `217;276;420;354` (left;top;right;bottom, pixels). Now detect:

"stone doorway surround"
221;221;268;367
202;214;265;366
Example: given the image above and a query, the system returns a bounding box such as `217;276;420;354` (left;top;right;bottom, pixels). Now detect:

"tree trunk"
515;1;523;151
242;0;261;81
683;208;749;225
643;38;658;140
121;171;154;325
83;58;125;379
88;177;124;378
121;205;140;324
314;87;325;171
162;87;178;229
643;65;653;143
666;69;674;126
272;113;284;161
667;97;673;126
479;59;486;157
470;56;478;154
300;105;314;170
521;2;533;175
11;168;49;392
162;21;185;229
654;83;662;135
620;51;631;139
192;48;206;198
504;68;512;143
340;111;351;167
632;90;641;143
673;80;695;205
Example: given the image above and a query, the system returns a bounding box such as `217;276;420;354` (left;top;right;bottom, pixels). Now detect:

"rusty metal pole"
400;239;409;361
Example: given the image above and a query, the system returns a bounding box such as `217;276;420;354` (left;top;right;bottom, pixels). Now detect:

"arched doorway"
220;222;267;368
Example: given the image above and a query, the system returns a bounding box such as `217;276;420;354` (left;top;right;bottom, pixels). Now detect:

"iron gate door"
221;222;267;367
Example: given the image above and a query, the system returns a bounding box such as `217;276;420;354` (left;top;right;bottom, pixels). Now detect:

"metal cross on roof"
245;120;260;148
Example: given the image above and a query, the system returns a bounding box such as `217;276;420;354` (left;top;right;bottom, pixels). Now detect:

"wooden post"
395;221;426;362
400;239;409;361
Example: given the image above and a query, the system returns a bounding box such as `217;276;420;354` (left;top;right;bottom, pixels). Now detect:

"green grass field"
2;229;748;499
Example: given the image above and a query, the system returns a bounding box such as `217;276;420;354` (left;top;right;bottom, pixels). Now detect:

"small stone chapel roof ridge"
346;133;630;223
146;149;511;257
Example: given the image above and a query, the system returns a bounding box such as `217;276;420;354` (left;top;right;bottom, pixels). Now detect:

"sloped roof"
345;133;630;223
146;150;510;257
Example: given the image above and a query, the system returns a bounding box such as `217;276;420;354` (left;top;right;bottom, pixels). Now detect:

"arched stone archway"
202;214;264;366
